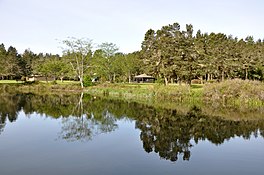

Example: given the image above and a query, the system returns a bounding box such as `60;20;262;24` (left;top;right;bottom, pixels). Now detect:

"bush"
203;79;264;103
83;76;93;87
51;80;57;85
155;77;164;85
23;80;39;85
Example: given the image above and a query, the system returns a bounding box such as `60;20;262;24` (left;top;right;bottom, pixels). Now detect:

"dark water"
0;92;264;175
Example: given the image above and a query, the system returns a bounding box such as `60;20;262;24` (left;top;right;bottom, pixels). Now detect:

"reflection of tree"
0;91;120;139
135;106;264;162
0;93;23;134
0;116;5;135
59;93;118;142
0;91;264;161
59;111;118;142
60;116;93;141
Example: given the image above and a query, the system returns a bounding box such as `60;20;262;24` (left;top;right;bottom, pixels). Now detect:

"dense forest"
0;22;264;85
141;23;264;85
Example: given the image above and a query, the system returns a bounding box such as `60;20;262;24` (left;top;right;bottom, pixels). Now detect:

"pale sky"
1;0;264;54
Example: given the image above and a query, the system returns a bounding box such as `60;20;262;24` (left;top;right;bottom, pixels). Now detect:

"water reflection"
135;106;264;161
59;111;118;142
0;92;264;162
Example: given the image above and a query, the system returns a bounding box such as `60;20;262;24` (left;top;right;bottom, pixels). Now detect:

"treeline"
1;21;264;85
141;22;264;84
0;42;142;83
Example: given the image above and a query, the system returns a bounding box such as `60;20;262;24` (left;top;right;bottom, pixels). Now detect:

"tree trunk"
109;75;112;82
113;73;116;83
200;76;203;84
178;78;182;85
79;76;83;88
128;72;131;83
245;68;248;80
170;78;174;84
221;70;225;82
164;77;168;86
187;79;191;86
60;77;63;82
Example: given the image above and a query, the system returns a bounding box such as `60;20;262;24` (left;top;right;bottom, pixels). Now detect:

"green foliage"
83;75;93;87
51;80;57;85
155;77;164;85
141;22;264;84
61;37;93;88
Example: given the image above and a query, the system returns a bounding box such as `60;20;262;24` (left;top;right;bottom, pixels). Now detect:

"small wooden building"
27;75;54;82
134;74;155;83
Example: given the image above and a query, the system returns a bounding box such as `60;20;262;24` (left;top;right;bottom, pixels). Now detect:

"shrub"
83;76;93;87
155;77;164;85
23;80;39;85
51;80;57;85
203;79;264;103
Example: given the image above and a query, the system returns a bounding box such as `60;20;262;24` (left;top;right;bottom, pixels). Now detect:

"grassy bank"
87;83;203;101
0;81;82;94
1;79;263;107
203;79;264;107
84;81;264;121
1;80;264;120
86;80;264;106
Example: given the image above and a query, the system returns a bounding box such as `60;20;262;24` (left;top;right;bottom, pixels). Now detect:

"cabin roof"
134;74;154;78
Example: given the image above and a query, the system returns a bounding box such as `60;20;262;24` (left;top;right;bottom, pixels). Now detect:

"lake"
0;92;264;175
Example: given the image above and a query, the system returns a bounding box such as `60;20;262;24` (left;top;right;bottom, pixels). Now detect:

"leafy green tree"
240;36;259;80
91;49;106;81
92;42;119;83
62;37;93;88
0;44;7;79
99;42;119;82
21;49;36;77
5;46;22;79
141;29;158;76
99;42;119;58
36;55;72;82
179;24;200;85
141;23;200;85
142;28;167;83
122;52;142;83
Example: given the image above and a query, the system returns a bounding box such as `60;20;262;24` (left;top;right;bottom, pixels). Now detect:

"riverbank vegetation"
1;79;263;109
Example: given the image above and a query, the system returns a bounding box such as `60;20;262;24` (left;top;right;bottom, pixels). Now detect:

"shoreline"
1;80;264;121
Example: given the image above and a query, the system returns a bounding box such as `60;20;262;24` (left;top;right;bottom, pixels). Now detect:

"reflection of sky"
0;110;263;175
189;136;264;175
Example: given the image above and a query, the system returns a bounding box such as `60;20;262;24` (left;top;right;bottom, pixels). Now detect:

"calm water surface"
0;92;264;175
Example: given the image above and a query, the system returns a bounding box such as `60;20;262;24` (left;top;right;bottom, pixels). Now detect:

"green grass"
0;80;23;84
86;83;201;103
37;80;80;85
1;79;263;107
